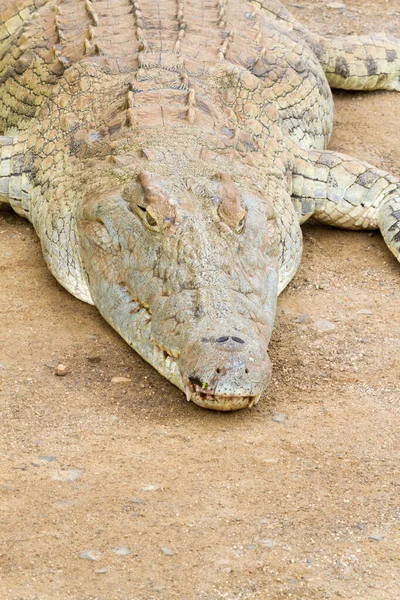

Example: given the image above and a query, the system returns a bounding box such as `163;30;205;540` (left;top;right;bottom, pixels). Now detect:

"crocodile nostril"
215;336;245;344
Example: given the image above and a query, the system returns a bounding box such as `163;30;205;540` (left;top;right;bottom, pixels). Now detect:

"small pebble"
79;550;102;561
160;547;175;556
129;498;144;504
55;363;70;376
356;309;373;316
95;569;107;574
111;376;131;384
272;412;288;423
314;319;336;332
368;535;385;542
51;469;81;482
39;455;56;463
294;314;312;324
141;484;159;491
87;356;101;364
112;547;130;556
260;539;274;548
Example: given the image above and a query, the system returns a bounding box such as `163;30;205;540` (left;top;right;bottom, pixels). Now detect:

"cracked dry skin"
1;0;400;410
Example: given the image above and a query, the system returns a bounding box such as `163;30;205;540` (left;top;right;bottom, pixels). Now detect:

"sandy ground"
1;1;400;599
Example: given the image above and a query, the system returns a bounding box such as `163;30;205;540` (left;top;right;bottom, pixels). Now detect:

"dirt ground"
1;1;400;599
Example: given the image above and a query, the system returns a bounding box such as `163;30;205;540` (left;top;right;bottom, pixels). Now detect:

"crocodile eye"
137;205;160;232
144;210;158;229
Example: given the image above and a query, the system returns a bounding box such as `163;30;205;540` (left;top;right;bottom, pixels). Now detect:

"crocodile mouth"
183;381;261;411
116;283;262;411
153;346;261;410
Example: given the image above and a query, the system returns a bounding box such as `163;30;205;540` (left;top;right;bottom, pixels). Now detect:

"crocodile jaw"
88;294;264;410
184;387;262;411
116;309;267;411
152;345;266;411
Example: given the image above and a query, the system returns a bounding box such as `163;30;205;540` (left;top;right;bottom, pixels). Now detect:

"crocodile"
1;0;400;410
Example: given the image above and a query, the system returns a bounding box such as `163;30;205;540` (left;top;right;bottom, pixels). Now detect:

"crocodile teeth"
248;393;261;408
184;386;192;402
188;391;260;411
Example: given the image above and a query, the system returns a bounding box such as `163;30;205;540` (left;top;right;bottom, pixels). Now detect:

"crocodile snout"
179;331;272;411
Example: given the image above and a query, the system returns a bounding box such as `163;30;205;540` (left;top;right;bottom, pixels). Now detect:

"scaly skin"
1;0;400;410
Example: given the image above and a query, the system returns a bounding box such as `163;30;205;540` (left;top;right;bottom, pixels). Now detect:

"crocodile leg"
254;1;400;92
290;145;400;262
311;34;400;92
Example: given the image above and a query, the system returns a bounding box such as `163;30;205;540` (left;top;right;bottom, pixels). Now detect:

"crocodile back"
1;0;333;148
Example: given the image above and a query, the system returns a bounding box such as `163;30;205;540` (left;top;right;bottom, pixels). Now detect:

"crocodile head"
78;162;279;411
